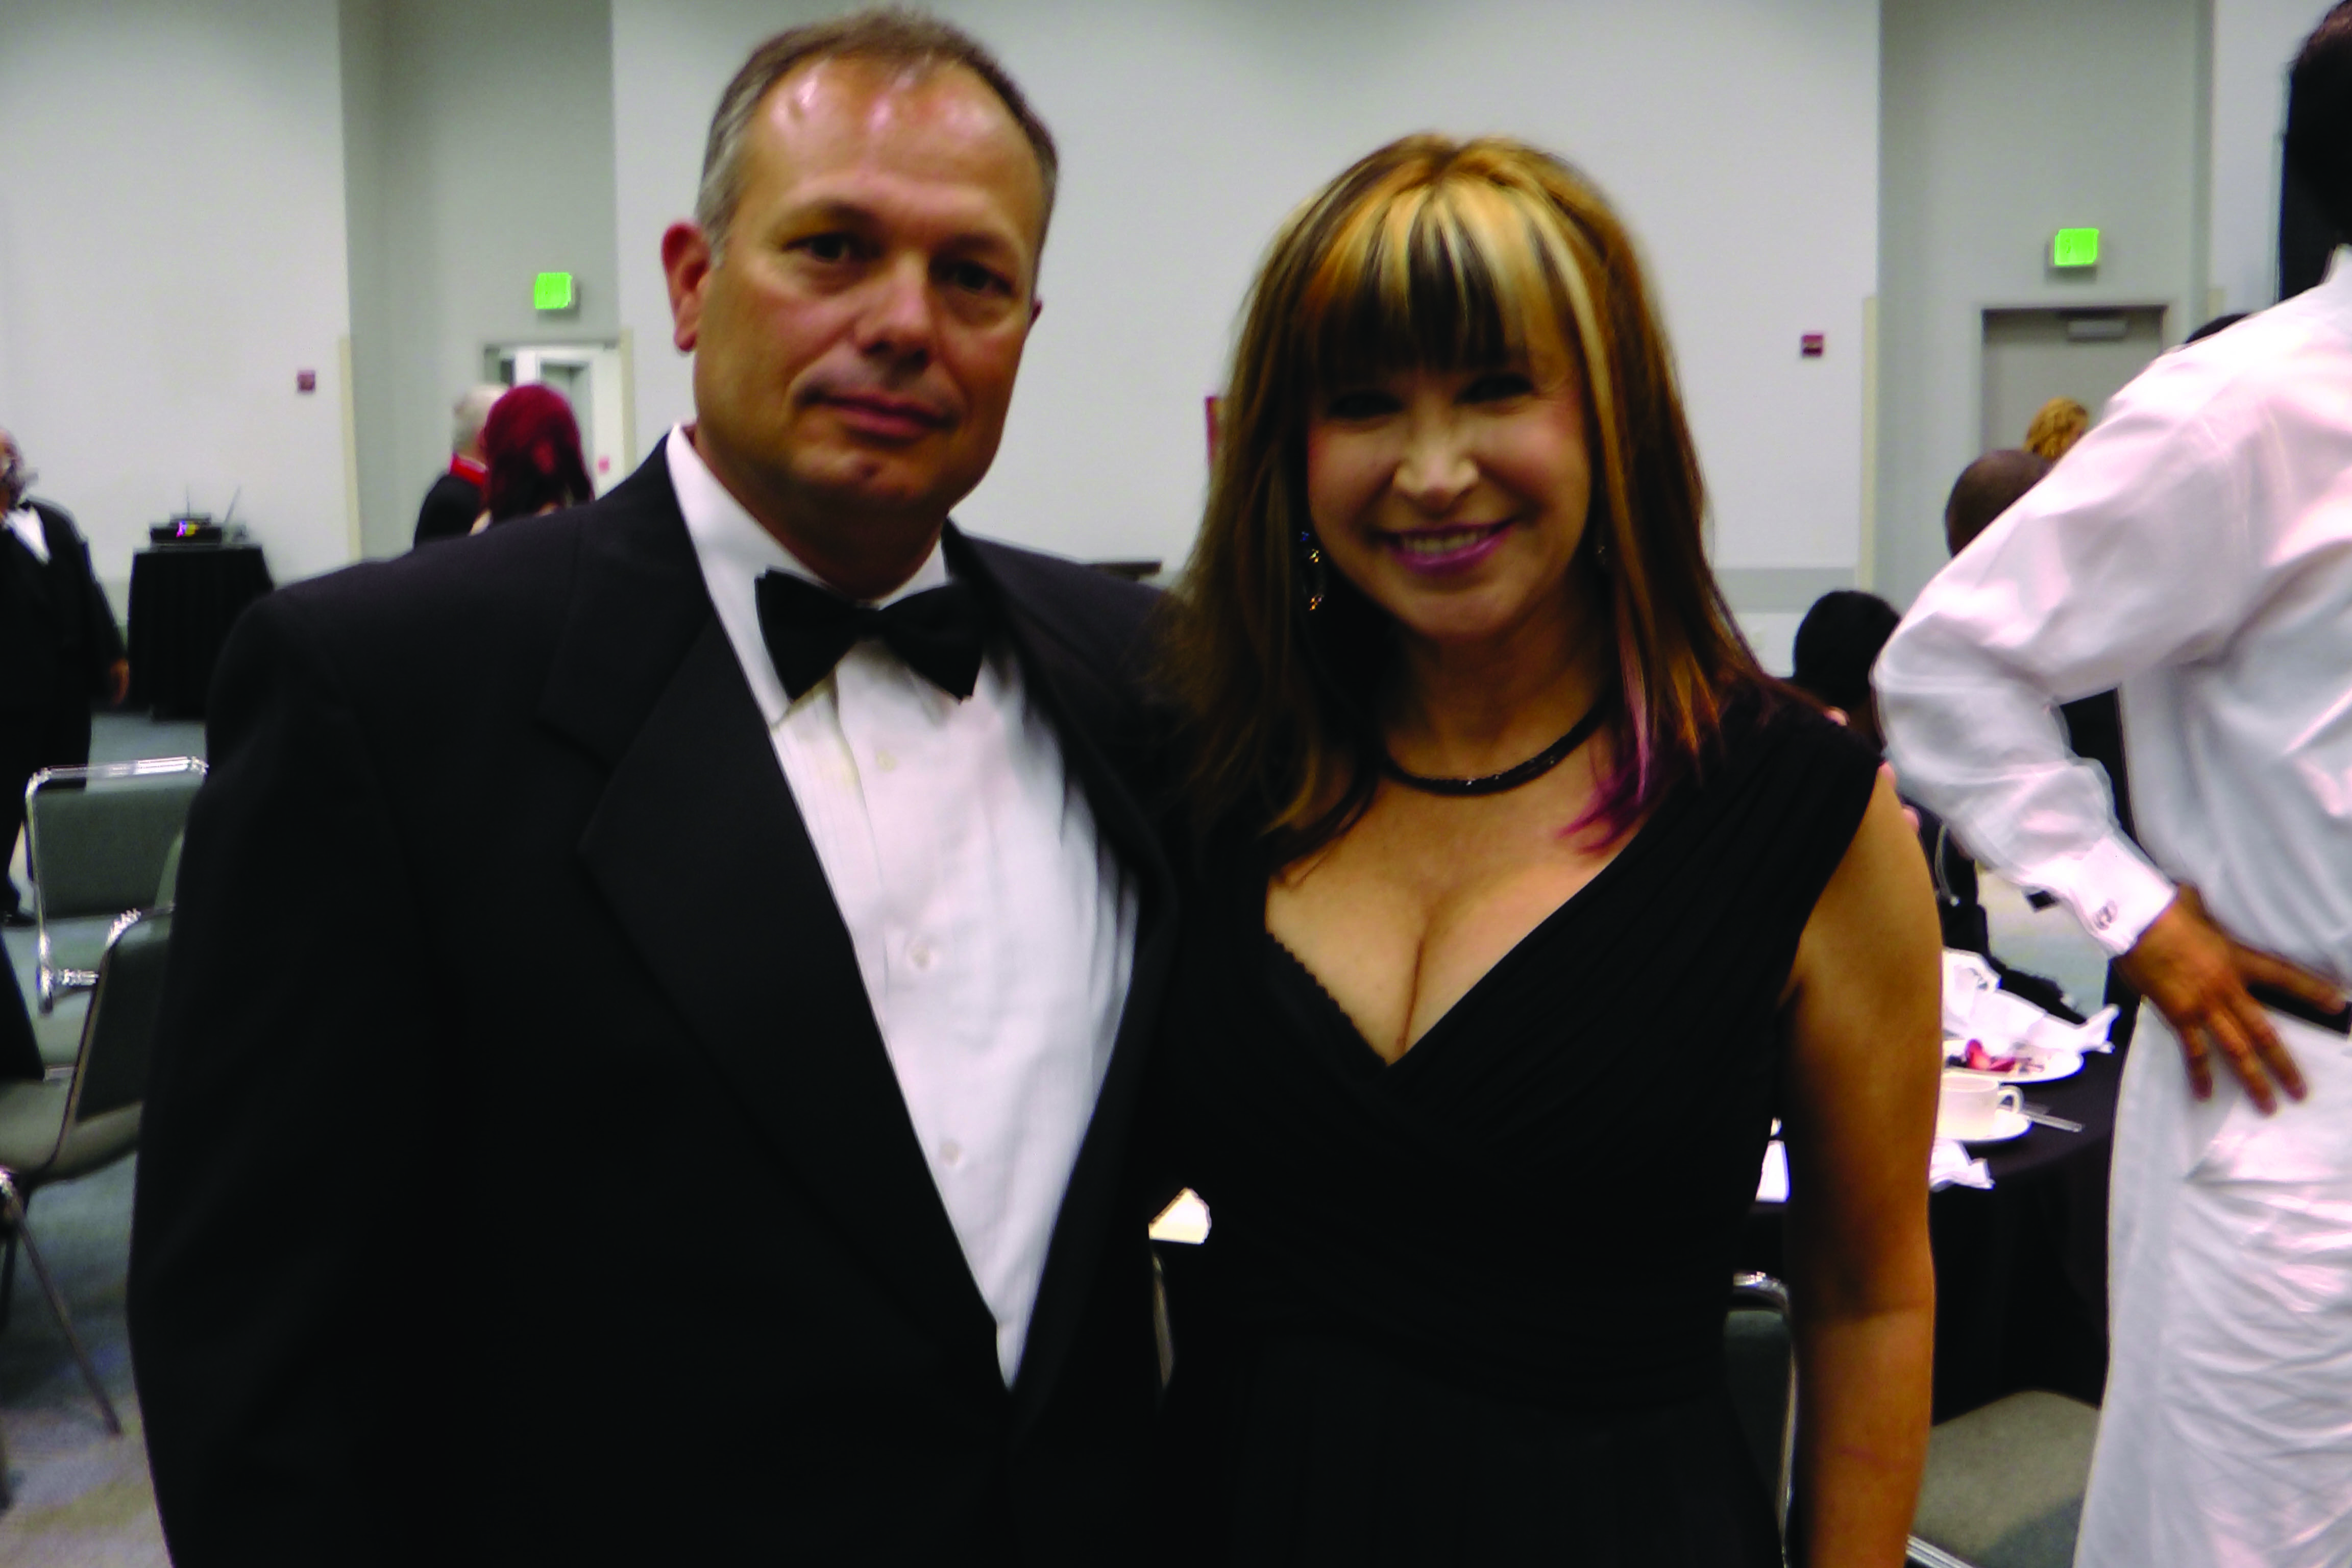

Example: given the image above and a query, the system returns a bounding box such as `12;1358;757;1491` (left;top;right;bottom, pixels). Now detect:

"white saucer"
1946;1107;2031;1144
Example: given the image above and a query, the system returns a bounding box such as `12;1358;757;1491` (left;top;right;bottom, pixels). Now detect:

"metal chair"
1906;1390;2101;1568
0;908;174;1435
26;756;203;1013
1724;1271;1797;1549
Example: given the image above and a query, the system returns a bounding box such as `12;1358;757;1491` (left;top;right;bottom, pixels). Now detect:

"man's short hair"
453;384;504;454
1944;448;2052;558
694;9;1059;263
2187;311;2249;344
2289;2;2352;239
1792;590;1902;718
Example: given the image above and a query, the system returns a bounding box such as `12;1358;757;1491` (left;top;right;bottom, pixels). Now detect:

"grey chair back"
28;759;206;919
27;757;204;1011
74;910;170;1123
1725;1271;1797;1544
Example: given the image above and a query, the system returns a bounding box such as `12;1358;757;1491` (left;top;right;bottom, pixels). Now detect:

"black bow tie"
755;570;991;701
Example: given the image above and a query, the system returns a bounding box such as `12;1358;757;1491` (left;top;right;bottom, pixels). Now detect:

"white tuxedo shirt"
667;425;1139;1386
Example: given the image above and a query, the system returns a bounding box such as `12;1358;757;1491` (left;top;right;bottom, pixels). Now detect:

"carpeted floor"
0;710;203;1563
0;1154;162;1566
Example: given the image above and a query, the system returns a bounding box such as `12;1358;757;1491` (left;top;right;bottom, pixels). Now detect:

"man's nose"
853;256;939;365
1393;414;1477;514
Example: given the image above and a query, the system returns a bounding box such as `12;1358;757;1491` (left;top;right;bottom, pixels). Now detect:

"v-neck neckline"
1260;783;1681;1075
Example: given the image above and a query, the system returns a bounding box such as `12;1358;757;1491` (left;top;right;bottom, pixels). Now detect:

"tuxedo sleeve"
129;592;437;1563
77;533;125;677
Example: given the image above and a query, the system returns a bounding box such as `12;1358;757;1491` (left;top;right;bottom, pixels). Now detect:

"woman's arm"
1779;771;1944;1566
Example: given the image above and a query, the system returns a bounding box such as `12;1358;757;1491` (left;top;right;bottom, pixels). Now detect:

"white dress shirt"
1879;251;2352;986
666;425;1139;1385
1881;251;2352;1568
4;506;48;564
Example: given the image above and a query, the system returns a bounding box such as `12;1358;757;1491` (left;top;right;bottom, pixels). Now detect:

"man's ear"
662;222;715;353
1029;295;1044;328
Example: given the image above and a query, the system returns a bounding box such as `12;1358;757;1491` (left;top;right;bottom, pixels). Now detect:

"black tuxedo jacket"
129;447;1177;1564
0;499;125;715
412;469;482;547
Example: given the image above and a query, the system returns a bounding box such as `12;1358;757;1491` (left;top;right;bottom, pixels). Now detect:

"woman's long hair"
1159;135;1767;861
481;384;594;523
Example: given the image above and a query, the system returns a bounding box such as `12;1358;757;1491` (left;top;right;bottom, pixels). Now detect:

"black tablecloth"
1742;1040;2127;1422
127;545;274;720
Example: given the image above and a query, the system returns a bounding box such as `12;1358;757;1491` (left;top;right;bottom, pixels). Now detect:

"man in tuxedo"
0;428;129;924
130;14;1173;1563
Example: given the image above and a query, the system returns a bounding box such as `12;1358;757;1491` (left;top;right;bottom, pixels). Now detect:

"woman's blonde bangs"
1292;163;1583;393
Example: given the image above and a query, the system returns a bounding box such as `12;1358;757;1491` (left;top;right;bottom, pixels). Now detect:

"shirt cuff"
2022;832;2177;957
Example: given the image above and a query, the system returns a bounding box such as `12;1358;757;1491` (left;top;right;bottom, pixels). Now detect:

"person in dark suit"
0;428;128;925
409;384;500;547
129;14;1173;1563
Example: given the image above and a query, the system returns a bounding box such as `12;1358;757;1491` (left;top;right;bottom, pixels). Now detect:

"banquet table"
127;544;275;720
1741;1037;2126;1422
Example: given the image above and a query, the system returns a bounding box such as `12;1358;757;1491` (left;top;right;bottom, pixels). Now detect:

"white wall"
342;0;621;558
612;0;1880;580
0;0;356;598
2209;0;2337;315
1875;0;2207;608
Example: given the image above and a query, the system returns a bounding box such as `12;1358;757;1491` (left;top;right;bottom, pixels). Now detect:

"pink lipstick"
1382;521;1513;575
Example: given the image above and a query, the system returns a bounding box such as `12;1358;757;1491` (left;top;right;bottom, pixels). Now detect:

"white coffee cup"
1938;1070;2023;1141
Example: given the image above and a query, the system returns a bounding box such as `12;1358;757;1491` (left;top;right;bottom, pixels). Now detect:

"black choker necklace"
1379;700;1610;797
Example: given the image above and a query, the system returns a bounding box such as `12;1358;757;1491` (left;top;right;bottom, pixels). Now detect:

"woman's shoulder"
1646;680;1889;923
1692;681;1883;835
1717;680;1879;773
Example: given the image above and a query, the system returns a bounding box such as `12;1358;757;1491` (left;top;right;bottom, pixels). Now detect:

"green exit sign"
533;271;576;311
2052;229;2100;268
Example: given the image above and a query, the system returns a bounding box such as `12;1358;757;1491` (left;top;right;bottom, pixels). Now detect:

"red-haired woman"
1148;136;1940;1565
468;383;594;532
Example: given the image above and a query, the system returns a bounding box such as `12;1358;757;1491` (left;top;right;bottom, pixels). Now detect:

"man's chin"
793;455;979;522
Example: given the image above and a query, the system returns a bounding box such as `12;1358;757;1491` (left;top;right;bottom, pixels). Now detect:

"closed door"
1981;307;2167;452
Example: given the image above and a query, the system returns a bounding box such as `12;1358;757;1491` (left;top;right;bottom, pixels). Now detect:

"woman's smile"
1381;519;1518;574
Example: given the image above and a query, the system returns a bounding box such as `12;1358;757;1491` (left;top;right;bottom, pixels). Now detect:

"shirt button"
940;1140;963;1167
875;748;898;773
909;940;935;971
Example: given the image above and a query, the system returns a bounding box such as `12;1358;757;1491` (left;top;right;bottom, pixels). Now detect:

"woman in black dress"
1150;136;1940;1565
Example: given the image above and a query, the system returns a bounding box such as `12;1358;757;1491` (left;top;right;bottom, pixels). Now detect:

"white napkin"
1930;1139;1995;1190
1942;947;2117;1055
1148;1189;1211;1244
1759;1136;1992;1198
1941;949;2001;1037
2026;1002;2117;1055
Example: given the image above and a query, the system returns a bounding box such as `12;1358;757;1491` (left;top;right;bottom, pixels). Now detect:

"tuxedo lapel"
543;469;998;1366
948;532;1179;1430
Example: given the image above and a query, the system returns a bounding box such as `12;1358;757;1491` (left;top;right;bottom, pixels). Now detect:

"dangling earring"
1297;529;1329;612
1592;532;1612;574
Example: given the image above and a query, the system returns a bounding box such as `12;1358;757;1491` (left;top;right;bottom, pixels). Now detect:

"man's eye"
946;260;1010;296
1325;389;1399;420
794;233;857;263
1462;372;1535;403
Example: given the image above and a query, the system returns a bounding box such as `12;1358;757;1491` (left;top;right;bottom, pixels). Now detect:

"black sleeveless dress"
1146;700;1879;1565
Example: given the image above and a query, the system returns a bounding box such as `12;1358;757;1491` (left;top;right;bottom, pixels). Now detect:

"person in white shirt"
1878;9;2352;1562
128;13;1173;1564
